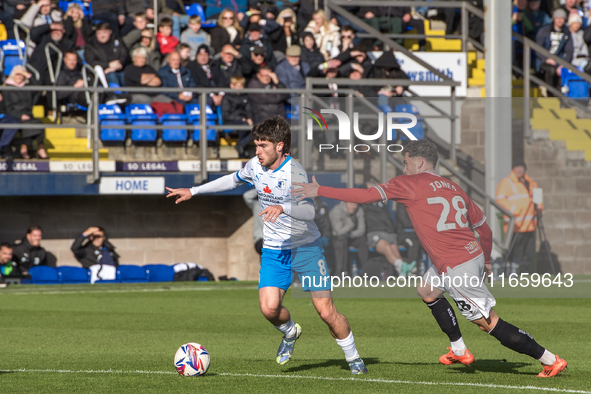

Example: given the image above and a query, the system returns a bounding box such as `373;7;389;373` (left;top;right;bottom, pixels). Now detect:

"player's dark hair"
404;139;439;167
26;225;43;234
0;242;13;249
252;115;291;155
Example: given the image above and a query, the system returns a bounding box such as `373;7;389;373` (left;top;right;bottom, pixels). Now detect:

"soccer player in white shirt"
166;115;367;374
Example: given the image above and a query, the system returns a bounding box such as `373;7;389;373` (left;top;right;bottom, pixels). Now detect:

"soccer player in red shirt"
292;140;567;378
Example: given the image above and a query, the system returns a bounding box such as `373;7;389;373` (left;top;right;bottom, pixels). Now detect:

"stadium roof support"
484;0;512;245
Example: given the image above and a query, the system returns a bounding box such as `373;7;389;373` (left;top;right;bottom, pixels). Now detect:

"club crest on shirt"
277;180;285;190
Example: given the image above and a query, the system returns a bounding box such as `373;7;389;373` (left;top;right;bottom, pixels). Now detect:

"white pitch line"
0;286;258;296
0;368;585;393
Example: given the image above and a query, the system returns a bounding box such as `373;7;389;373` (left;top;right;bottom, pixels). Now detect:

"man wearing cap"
535;8;573;88
496;160;543;274
275;45;310;105
240;23;276;69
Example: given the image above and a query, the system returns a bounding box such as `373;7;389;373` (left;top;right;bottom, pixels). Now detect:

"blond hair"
217;9;244;36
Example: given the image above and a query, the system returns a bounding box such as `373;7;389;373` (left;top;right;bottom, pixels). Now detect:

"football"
174;343;210;377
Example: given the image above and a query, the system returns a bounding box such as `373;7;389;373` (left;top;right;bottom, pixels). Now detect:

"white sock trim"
274;319;296;338
450;337;467;356
538;349;556;366
335;331;360;362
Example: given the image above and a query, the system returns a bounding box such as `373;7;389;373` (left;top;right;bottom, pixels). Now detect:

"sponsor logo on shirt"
464;241;481;254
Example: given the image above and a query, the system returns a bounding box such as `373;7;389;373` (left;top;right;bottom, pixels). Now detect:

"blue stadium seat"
394;104;419;114
161;114;188;142
204;0;248;19
126;104;158;142
117;265;150;283
29;266;61;285
99;104;127;142
561;68;590;100
192;120;217;142
0;39;26;77
286;104;300;120
57;266;90;284
186;104;218;121
393;104;424;140
144;264;175;282
184;3;216;27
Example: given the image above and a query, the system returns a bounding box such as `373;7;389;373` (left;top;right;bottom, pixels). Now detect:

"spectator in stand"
2;66;48;159
13;225;48;274
440;0;483;43
181;15;211;60
524;0;551;40
336;25;356;57
92;0;133;37
536;9;573;89
127;28;162;71
19;0;63;56
211;44;250;87
63;3;92;60
247;65;288;123
242;45;268;81
85;22;129;88
157;17;179;55
238;4;280;37
240;23;276;69
30;22;74;86
364;182;409;276
0;242;17;284
275;45;310;105
177;43;191;67
300;31;325;69
269;8;299;54
71;227;119;269
561;0;584;18
3;0;30;19
125;47;173;104
123;13;149;50
0;9;15;39
568;13;589;68
329;201;368;276
222;75;253;158
158;51;197;104
56;50;90;108
210;8;244;54
186;44;223;107
304;9;341;60
366;51;409;97
161;0;188;40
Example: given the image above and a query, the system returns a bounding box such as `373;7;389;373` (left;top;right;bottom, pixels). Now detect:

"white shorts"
423;253;496;321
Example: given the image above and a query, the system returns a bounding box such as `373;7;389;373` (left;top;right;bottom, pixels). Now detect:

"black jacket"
13;237;47;272
29;35;75;85
364;200;395;234
314;199;332;238
85;35;129;70
209;25;243;54
221;92;253;123
2;88;35;119
63;17;93;48
211;56;250;87
187;61;216;88
71;234;120;269
239;34;276;69
268;27;299;54
247;77;288;123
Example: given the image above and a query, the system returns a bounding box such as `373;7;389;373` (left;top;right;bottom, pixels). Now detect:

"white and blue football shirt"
236;156;321;250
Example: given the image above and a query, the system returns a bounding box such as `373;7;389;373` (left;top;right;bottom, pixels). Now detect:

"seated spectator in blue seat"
71;227;119;269
86;22;129;88
222;75;253;158
1;66;48;159
181;15;211;59
157;51;198;104
275;45;310;105
13;225;49;274
125;47;172;104
56;50;90;108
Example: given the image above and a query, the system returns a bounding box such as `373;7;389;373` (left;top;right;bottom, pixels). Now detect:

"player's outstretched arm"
292;175;383;204
166;187;193;204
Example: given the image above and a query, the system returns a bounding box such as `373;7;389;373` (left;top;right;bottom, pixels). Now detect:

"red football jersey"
318;170;487;273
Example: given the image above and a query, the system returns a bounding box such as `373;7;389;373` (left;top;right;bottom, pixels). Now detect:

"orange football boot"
537;355;567;377
439;348;475;366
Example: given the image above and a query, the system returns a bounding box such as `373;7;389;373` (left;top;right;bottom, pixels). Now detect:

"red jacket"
156;33;179;55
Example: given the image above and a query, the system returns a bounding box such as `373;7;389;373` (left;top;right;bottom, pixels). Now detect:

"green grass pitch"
0;281;588;393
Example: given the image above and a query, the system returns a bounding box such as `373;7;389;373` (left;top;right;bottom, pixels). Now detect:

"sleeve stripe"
373;185;388;204
235;171;247;183
471;215;487;230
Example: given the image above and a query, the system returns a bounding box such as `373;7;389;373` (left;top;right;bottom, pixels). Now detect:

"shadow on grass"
447;359;535;375
283;357;382;373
